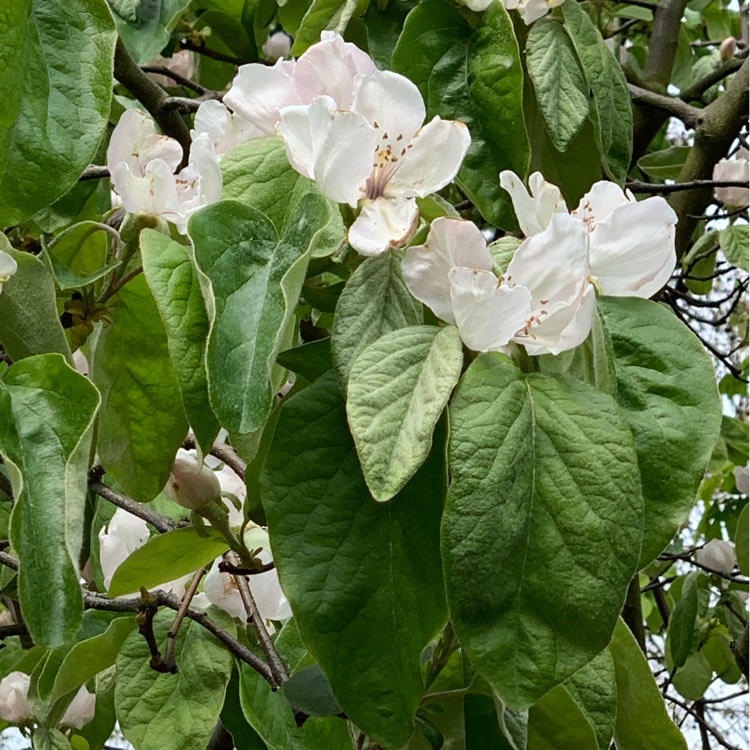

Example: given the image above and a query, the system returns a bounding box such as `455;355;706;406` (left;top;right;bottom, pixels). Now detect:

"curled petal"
402;217;493;323
113;159;178;217
0;250;18;288
713;149;750;208
388;118;471;199
107;109;182;177
348;196;419;256
449;268;533;353
192;100;261;157
499;170;566;236
589;196;677;298
571;181;631;227
517;0;565;24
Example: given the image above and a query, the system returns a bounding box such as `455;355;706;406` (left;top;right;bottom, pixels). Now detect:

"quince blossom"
457;0;564;24
695;539;737;575
107;109;221;233
501;170;677;298
262;31;292;62
192;100;262;159
713;147;750;209
0;249;17;295
277;72;470;255
402;216;595;355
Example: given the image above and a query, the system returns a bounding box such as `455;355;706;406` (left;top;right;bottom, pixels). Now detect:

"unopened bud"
719;37;737;61
164;456;221;511
695;539;737;574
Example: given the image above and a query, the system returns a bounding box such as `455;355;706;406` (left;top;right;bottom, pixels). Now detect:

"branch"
628;84;703;128
664;693;742;750
622;576;647;652
670;59;750;261
140;65;209;96
80;165;110;181
182;436;246;482
627;179;750;193
160;94;222;115
163;567;207;673
681;50;749;102
113;39;192;163
179;39;250;68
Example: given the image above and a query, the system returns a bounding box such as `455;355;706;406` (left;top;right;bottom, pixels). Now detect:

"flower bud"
164;455;222;511
262;31;292;62
695;539;737;574
60;686;96;730
719;37;737;61
0;672;32;724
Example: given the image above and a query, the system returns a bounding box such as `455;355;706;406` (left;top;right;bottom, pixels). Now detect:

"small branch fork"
182;436;247;482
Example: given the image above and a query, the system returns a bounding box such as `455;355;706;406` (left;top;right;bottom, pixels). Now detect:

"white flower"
733;464;749;495
278;72;470;256
204;528;291;624
147;50;195;86
695;539;737;575
0;672;32;724
501;171;677;298
0;250;17;295
713;147;750;209
108;110;222;233
456;0;562;20
60;686;96;730
164;453;222;512
403;216;594;355
191;100;262;159
224;31;376;136
262;31;292;62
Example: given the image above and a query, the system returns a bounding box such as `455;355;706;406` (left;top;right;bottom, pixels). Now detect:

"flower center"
364;126;412;199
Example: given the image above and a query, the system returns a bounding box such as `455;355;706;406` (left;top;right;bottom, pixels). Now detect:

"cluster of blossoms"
403;172;677;355
0;673;95;730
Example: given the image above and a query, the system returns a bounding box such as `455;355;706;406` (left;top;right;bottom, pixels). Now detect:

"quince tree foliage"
0;0;746;748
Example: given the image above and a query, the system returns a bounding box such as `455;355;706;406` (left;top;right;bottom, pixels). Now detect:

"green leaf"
222;137;344;258
32;728;73;750
92;274;189;502
347;325;462;501
261;372;448;748
609;618;687;750
115;609;234;750
393;0;530;227
526;20;589;152
527;684;598;750
637;146;691;181
277;339;333;384
564;651;617;750
735;503;748;576
44;222;117;291
0;0;115;225
281;665;343;717
141;230;220;454
667;571;700;668
110;0;192;63
672;650;712;701
703;630;743;684
190;197;327;434
488;236;522;276
50;616;136;702
292;0;359;55
562;0;633;182
720;224;749;272
599;296;723;566
0;354;99;647
443;353;643;709
331;253;422;385
0;242;72;362
109;527;228;597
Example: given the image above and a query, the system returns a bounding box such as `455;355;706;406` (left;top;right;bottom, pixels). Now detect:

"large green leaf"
720;224;749;272
190;197;326;435
109;0;192;63
347;325;462;502
526;20;589;153
0;242;71;362
393;0;529;227
527;684;598;750
667;571;700;669
261;372;448;748
108;527;229;597
92;274;189;502
608;618;688;750
222;137;344;258
599;296;722;566
561;0;632;183
291;0;358;55
331;253;422;385
443;353;643;709
141;230;220;453
0;0;115;225
115;609;234;750
0;354;99;647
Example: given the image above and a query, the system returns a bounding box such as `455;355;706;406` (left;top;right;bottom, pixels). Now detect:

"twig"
665;693;741;750
681;50;749;102
605;17;644;38
79;165;110;181
658;550;750;582
627;179;750;193
182;436;247;482
163;568;207;672
628;84;703;128
225;551;288;687
179;39;249;67
218;560;275;576
160;94;222;114
136;596;170;673
140;65;209;96
0;624;28;638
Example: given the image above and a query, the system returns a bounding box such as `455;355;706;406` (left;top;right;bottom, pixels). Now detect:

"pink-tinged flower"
501;171;677;298
107;110;221;233
278;72;470;256
695;539;737;575
0;672;32;724
403;216;594;355
60;687;96;730
733;464;749;495
192;100;262;159
463;0;564;23
204;528;291;624
224;31;377;135
713;147;749;209
262;31;292;62
147;50;195;87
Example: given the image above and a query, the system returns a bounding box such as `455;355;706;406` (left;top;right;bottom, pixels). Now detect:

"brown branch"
182;436;247;482
628;84;703;128
160;94;222;115
731;624;749;679
681;50;749;102
114;39;192;164
627;179;749;193
665;693;742;750
179;39;249;68
622;576;647;652
140;65;209;96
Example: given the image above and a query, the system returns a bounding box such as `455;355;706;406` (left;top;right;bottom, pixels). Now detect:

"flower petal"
589;196;677;298
352;70;426;144
388;117;471;198
506;213;590;309
402;217;493;324
192;100;261;157
107;109;182;177
517;0;565;24
449;268;533;352
499;170;565;236
571;180;631;227
224;60;300;135
713;151;750;208
294;32;377;107
0;250;17;286
113;159;178;217
348;196;419;256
